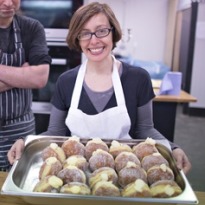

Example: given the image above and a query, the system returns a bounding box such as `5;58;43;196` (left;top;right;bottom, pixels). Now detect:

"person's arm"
7;106;68;165
136;100;171;141
0;62;49;89
0;81;12;92
136;100;191;174
41;106;68;136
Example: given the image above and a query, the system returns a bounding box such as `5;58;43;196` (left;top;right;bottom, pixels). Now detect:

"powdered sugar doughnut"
60;182;91;195
62;136;85;157
118;162;147;188
115;151;140;172
57;165;86;184
92;181;120;196
132;138;159;161
122;179;151;197
41;142;66;163
150;180;182;198
147;164;174;185
85;138;109;160
89;149;115;172
39;157;63;180
141;152;169;171
109;140;132;158
63;155;88;171
89;167;118;188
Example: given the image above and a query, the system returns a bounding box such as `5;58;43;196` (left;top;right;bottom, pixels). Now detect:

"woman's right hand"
7;139;25;165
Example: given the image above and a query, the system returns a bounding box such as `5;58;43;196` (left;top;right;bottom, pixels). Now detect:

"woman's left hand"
172;148;191;174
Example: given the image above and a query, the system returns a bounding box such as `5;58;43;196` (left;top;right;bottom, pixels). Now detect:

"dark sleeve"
51;67;79;111
40;105;70;136
122;63;155;107
136;100;180;150
17;15;52;65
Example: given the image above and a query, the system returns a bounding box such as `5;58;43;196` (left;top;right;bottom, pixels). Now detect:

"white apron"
65;56;131;139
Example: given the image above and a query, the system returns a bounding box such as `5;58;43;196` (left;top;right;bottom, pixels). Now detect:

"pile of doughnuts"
33;136;182;198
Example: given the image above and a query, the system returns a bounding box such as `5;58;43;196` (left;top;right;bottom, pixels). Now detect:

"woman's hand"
172;148;191;174
7;139;25;165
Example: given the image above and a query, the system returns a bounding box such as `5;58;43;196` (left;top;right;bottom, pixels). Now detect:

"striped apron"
0;18;35;171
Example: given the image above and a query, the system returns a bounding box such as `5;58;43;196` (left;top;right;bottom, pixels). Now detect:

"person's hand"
7;139;25;165
22;62;30;67
172;148;191;174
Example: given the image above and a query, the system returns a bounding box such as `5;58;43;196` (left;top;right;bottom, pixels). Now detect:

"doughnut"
60;182;91;195
85;138;109;160
118;162;147;188
89;167;118;188
150;180;182;198
121;179;151;197
141;152;169;171
147;164;175;185
132;138;159;161
39;157;63;180
57;165;86;184
62;136;85;157
89;149;115;172
41;142;66;163
109;140;132;158
92;181;121;196
33;175;63;193
63;155;88;171
115;151;140;172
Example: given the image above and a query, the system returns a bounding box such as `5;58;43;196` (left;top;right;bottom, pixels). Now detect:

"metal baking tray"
1;135;198;205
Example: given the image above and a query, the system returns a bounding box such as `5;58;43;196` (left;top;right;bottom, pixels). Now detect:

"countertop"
151;80;197;103
153;89;197;103
0;172;204;205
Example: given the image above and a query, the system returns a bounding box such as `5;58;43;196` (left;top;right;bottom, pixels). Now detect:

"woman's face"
79;13;113;63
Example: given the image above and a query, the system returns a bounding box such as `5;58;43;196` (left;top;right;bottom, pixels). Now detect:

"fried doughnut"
85;138;109;160
147;164;174;185
121;179;151;197
92;181;121;196
60;182;91;195
62;136;85;157
39;157;62;180
33;175;63;193
132;138;159;161
115;151;140;172
141;152;169;171
109;140;132;158
89;167;118;188
150;180;182;198
57;166;86;184
63;155;88;171
118;162;147;188
89;149;115;172
41;142;66;163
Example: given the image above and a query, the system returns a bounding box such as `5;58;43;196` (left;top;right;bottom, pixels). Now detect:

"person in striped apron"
0;0;51;171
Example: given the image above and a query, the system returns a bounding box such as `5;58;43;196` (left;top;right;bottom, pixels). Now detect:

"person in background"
0;0;51;171
8;2;191;174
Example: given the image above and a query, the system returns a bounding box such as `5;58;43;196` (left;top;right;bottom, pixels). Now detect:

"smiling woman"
8;2;192;178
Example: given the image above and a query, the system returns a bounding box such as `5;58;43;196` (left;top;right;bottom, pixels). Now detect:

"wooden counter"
0;172;204;205
152;79;197;103
153;89;197;103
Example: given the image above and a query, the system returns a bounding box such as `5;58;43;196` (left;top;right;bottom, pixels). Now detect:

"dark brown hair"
67;2;122;52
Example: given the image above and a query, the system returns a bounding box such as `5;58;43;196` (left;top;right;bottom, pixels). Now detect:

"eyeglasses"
77;28;113;41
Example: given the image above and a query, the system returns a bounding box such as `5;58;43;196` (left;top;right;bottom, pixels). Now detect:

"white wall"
84;0;169;62
190;3;205;108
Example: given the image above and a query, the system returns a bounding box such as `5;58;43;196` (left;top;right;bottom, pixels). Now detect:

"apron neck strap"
70;55;126;108
13;16;23;49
